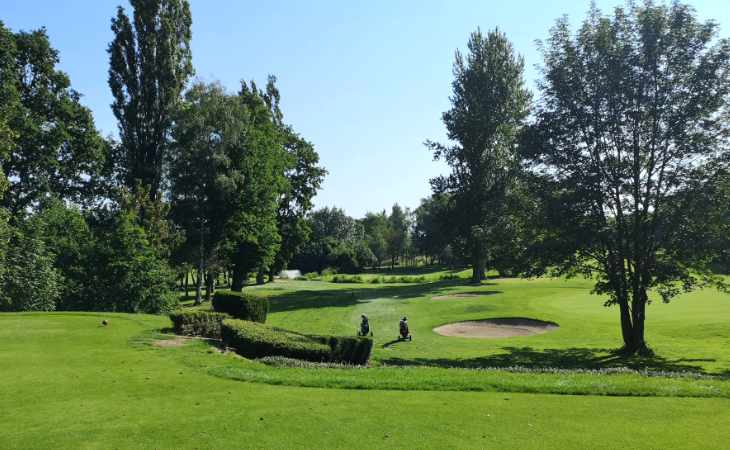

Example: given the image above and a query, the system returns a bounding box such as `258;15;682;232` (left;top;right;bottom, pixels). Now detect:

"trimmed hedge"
315;335;374;365
212;291;268;323
169;310;229;339
221;319;374;365
221;319;331;361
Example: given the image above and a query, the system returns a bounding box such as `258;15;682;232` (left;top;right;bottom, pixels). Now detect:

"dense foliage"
220;319;374;365
221;319;331;362
212;291;269;323
169;310;228;338
0;22;106;215
521;2;730;353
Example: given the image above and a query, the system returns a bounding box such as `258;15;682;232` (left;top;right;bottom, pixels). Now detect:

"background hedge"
221;319;374;365
169;310;229;339
212;291;268;322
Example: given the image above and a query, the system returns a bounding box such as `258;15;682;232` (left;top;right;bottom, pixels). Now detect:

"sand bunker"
433;318;558;338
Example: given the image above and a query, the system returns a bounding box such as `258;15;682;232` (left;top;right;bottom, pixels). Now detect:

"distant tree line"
291;201;462;275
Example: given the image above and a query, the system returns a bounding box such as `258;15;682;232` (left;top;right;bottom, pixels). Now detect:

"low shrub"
331;274;363;283
221;319;331;361
315;335;374;365
169;310;228;339
212;291;268;322
321;267;338;276
303;272;320;281
221;319;374;365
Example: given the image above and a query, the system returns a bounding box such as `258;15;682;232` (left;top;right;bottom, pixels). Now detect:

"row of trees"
0;0;324;312
292;204;425;274
428;2;730;354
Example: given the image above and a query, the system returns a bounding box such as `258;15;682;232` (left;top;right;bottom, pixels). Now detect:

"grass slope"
2;312;730;449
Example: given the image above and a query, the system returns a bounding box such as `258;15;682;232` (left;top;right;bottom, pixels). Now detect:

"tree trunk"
184;272;189;298
231;266;246;292
471;262;485;283
205;271;215;302
194;265;203;305
256;267;265;285
471;251;486;283
616;286;649;355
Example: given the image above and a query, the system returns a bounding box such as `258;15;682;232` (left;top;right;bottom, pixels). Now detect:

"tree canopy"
522;2;730;353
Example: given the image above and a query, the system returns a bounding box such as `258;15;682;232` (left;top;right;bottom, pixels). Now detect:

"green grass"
3;271;730;448
248;275;730;374
3;312;730;449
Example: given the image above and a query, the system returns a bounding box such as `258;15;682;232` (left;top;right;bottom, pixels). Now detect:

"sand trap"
433;318;558;338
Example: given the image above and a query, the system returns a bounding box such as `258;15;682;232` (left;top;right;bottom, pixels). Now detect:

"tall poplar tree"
108;0;193;199
427;28;530;282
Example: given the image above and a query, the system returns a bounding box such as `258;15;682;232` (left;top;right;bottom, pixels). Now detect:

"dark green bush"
212;291;268;322
169;310;228;339
221;319;331;361
220;319;374;365
314;335;374;365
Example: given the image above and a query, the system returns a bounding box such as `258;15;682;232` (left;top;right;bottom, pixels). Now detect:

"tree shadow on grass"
268;280;502;313
380;346;720;374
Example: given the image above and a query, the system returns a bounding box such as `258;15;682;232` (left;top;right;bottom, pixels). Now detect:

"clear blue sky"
3;1;728;217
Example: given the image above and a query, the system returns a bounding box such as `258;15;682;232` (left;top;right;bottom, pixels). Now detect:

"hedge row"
221;319;331;362
314;335;374;365
212;291;268;322
169;310;229;339
221;319;374;365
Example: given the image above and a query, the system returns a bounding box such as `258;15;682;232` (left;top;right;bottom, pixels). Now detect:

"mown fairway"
2;273;730;449
254;272;730;374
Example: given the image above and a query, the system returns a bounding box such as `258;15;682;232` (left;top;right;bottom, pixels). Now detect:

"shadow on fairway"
380;346;721;374
267;280;502;313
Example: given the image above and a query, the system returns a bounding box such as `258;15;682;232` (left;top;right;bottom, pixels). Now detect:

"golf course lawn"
3;273;730;449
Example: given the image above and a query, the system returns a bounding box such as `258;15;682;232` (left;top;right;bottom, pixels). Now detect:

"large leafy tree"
386;204;410;269
260;77;326;281
0;22;17;199
226;80;290;290
169;80;290;292
1;23;105;215
169;82;249;301
361;211;389;269
108;0;193;200
87;206;177;313
427;28;530;282
413;194;453;265
523;3;730;354
269;130;326;280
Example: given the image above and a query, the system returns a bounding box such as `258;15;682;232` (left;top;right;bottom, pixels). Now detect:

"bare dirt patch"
152;336;188;348
433;318;558;338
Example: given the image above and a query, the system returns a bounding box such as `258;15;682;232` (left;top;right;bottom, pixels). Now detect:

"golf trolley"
398;318;412;341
